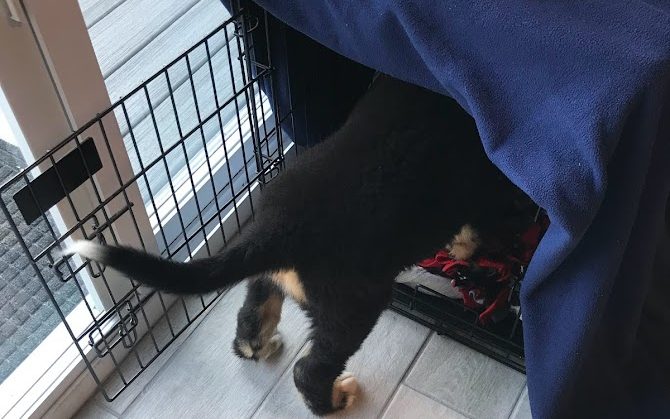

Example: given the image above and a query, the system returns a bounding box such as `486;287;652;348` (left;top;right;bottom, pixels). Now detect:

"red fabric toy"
418;213;549;324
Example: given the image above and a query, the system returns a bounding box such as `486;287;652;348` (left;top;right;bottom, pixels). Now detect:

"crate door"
0;0;277;413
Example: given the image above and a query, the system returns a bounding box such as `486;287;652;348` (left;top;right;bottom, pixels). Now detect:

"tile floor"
75;284;531;418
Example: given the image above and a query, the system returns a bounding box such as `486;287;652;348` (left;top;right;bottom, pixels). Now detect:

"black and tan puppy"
65;75;520;415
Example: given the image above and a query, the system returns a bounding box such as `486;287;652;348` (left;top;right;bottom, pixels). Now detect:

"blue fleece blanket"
243;1;670;417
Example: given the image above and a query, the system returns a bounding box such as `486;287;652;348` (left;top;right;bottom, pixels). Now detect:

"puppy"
65;75;521;415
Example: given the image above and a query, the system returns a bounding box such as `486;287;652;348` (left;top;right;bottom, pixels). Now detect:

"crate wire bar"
0;10;294;401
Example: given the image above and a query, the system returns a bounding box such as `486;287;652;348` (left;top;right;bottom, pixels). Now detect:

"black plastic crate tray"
390;282;525;373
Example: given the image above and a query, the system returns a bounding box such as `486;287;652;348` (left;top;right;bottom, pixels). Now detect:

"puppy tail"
62;239;275;294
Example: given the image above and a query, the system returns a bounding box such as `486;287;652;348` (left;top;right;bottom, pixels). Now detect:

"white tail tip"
60;240;105;261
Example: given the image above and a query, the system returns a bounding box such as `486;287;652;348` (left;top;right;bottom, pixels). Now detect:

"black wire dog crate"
0;4;525;404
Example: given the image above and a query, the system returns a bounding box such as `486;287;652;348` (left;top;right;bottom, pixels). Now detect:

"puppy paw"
257;332;283;360
233;332;283;361
447;224;480;260
331;371;360;410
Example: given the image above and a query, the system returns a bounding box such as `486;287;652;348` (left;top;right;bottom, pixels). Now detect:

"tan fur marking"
447;224;480;260
259;294;283;342
271;270;307;303
257;333;283;360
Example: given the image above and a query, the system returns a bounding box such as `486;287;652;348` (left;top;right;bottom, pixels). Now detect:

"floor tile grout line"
117;289;232;416
377;329;433;418
403;381;475;419
249;337;311;418
404;332;525;419
507;382;528;419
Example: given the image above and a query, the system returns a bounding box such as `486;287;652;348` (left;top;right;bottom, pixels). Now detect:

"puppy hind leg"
292;280;391;415
233;276;285;361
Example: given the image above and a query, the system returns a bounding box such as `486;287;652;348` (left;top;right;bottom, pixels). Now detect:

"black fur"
70;75;520;415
